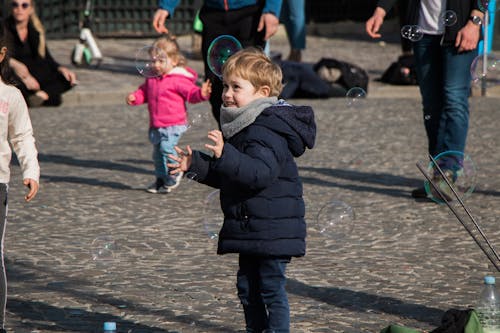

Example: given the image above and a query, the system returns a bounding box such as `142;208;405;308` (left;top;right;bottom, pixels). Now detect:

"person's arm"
8;58;40;91
8;90;40;202
257;0;283;41
153;0;181;33
455;9;484;52
365;0;398;38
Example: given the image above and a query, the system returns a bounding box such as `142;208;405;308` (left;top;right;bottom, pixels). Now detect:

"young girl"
168;48;316;332
126;35;211;194
0;26;40;333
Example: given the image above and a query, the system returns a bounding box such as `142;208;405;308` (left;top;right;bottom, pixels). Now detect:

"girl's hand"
201;79;212;98
167;145;193;174
205;130;224;158
23;178;39;202
126;94;136;105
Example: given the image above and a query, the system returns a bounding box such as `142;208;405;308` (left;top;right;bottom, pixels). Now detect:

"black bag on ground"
313;57;369;92
380;54;418;85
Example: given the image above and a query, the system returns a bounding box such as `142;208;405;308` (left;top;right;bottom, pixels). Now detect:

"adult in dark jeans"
152;0;282;127
3;0;77;107
366;0;483;199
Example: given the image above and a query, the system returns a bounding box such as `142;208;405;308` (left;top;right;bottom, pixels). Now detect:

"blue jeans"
237;255;291;333
149;125;186;185
412;35;477;157
280;0;306;50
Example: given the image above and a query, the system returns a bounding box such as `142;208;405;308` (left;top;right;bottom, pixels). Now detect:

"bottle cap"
103;322;116;331
484;276;496;285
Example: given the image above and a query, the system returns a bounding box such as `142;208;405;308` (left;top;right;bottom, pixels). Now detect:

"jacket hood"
255;102;316;157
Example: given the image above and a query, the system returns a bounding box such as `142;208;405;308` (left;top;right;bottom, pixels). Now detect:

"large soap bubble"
207;35;242;78
424;151;477;204
202;190;224;240
135;45;168;78
316;200;355;239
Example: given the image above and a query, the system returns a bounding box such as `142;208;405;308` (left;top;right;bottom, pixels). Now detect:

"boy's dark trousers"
237;254;291;332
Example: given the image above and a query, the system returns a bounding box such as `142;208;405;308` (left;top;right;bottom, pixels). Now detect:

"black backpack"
313;57;369;93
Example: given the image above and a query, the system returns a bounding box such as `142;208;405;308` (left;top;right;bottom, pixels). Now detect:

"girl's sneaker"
164;172;183;192
146;178;166;194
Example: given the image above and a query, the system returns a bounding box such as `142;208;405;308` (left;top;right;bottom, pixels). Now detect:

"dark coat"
190;102;316;257
377;0;483;47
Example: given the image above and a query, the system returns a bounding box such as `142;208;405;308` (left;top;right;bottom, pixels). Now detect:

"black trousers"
199;2;266;126
15;71;72;106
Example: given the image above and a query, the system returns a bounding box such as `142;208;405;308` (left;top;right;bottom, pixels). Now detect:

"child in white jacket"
0;27;40;333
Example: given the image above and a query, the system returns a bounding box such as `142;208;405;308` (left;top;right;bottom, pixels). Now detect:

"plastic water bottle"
476;276;500;333
103;321;116;333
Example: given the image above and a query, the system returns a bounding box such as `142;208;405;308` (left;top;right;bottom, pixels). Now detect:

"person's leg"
39;72;72;106
0;184;8;331
281;0;306;61
159;126;187;186
413;35;444;158
438;47;476;154
259;257;291;332
200;4;265;126
237;254;268;332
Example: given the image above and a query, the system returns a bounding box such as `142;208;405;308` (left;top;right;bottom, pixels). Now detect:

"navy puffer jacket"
189;103;316;257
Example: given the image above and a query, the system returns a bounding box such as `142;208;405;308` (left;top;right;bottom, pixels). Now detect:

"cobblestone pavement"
3;24;500;333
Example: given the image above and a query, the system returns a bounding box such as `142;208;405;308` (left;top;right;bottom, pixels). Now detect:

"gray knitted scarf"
220;97;278;139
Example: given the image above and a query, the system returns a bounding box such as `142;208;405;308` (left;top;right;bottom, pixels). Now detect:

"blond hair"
152;34;186;67
27;1;46;58
222;47;282;96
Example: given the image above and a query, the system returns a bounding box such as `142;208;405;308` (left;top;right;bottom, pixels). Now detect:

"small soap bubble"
316;200;355;239
202;190;224;240
401;25;424;42
470;54;499;88
346;87;366;107
424;150;477;204
207;35;242;78
187;108;210;128
441;10;458;27
135;45;167;78
90;235;116;261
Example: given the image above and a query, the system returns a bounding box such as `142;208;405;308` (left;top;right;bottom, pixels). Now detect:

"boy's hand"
126;94;135;105
205;130;224;158
23;178;39;202
201;79;212;98
167;145;193;174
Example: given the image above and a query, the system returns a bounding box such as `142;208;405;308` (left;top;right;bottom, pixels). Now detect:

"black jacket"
377;0;484;47
190;102;316;257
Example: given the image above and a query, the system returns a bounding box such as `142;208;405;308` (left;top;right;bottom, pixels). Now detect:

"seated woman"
3;0;77;107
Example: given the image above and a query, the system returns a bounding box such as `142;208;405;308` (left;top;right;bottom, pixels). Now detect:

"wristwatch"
470;15;483;26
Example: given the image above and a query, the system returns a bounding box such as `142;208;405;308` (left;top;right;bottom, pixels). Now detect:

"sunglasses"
11;2;30;9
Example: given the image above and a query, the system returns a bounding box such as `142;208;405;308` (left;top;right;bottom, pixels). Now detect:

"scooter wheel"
71;47;92;67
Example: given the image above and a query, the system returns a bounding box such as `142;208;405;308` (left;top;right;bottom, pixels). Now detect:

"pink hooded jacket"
130;66;209;128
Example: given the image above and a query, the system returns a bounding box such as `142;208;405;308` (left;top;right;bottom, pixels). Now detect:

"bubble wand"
416;154;500;272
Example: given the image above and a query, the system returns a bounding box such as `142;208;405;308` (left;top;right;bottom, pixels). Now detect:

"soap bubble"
316;200;355;239
188;108;210;128
207;35;242;78
401;25;424;42
424;151;477;204
91;235;116;261
135;45;167;78
346;87;366;107
470;54;500;88
441;10;458;26
202;190;223;240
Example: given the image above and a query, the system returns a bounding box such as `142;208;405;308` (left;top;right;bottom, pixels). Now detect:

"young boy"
168;47;316;332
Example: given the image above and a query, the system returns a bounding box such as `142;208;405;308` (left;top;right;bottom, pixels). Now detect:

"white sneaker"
164;172;183;193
